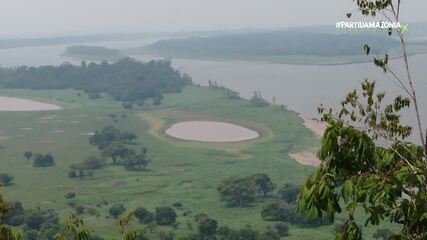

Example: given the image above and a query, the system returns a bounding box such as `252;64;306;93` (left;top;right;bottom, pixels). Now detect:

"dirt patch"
300;115;326;137
112;181;126;187
80;132;95;136
289;152;321;166
182;181;192;187
165;121;259;143
170;165;186;172
0;136;12;141
39;115;57;120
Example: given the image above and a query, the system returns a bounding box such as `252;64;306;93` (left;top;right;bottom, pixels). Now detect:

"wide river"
0;40;426;133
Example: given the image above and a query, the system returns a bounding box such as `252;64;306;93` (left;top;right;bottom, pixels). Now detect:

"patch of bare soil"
289;152;321;166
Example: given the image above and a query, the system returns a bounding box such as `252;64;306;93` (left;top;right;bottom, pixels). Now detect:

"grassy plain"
0;86;391;239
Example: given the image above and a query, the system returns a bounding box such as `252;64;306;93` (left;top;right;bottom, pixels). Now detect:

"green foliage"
101;143;134;164
134;207;154;224
33;153;55;167
63;46;123;61
122;148;149;171
196;215;218;238
298;80;427;239
153;92;164;106
251;174;276;197
218;174;275;207
261;201;293;222
54;214;93;240
2;201;25;227
277;183;300;204
0;225;22;240
0;174;14;187
24;209;63;240
65;193;76;199
0;58;192;103
89;126;137;150
23;151;33;161
0;192;22;239
142;31;399;58
259;227;280;240
154;207;177;226
117;212;146;240
109;204;126;219
70;156;106;171
217;176;257;207
274;223;289;237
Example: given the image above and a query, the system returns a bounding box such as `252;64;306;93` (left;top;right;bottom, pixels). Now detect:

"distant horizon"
1;0;426;38
1;21;426;39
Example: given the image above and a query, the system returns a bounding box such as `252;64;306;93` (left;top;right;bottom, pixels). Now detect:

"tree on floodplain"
217;176;257;207
0;174;14;187
134;207;154;224
101;143;135;165
24;151;33;161
109;204;126;219
33;153;55;167
154;207;177;226
297;1;427;239
251;173;276;197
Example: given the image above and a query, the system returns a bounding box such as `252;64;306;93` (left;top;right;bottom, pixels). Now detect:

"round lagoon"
165;121;260;142
0;96;63;111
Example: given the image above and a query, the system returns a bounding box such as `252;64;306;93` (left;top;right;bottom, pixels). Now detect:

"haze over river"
0;40;426;132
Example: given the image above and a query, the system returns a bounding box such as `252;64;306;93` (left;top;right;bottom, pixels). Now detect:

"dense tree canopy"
90;126;137;150
0;58;192;102
217;174;275;207
33;153;55;167
143;31;399;58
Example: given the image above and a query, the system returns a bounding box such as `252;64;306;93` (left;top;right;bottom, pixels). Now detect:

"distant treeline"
141;31;400;57
62;45;124;61
0;58;192;102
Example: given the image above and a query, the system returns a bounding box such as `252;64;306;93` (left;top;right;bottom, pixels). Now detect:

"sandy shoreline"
289;152;321;167
0;96;63;111
287;114;326;167
299;114;326;137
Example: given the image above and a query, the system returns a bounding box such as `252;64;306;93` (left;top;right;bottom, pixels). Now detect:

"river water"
0;40;425;132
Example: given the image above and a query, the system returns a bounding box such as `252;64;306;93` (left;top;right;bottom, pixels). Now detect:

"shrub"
260;227;280;240
261;201;293;222
155;207;177;226
217;176;257;207
198;217;218;237
87;207;97;216
158;231;174;240
275;223;290;237
109;203;126;218
172;202;183;209
75;205;85;214
33;153;55;167
277;184;300;203
134;207;154;224
65;192;76;199
68;170;77;178
71;156;106;170
0;173;14;186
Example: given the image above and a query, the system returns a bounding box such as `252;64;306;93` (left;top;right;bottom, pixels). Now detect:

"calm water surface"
0;41;425;128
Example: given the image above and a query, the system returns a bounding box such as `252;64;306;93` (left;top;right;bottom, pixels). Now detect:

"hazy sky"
1;0;426;37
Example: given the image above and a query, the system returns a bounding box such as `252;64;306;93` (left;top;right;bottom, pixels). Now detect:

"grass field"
0;86;394;239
